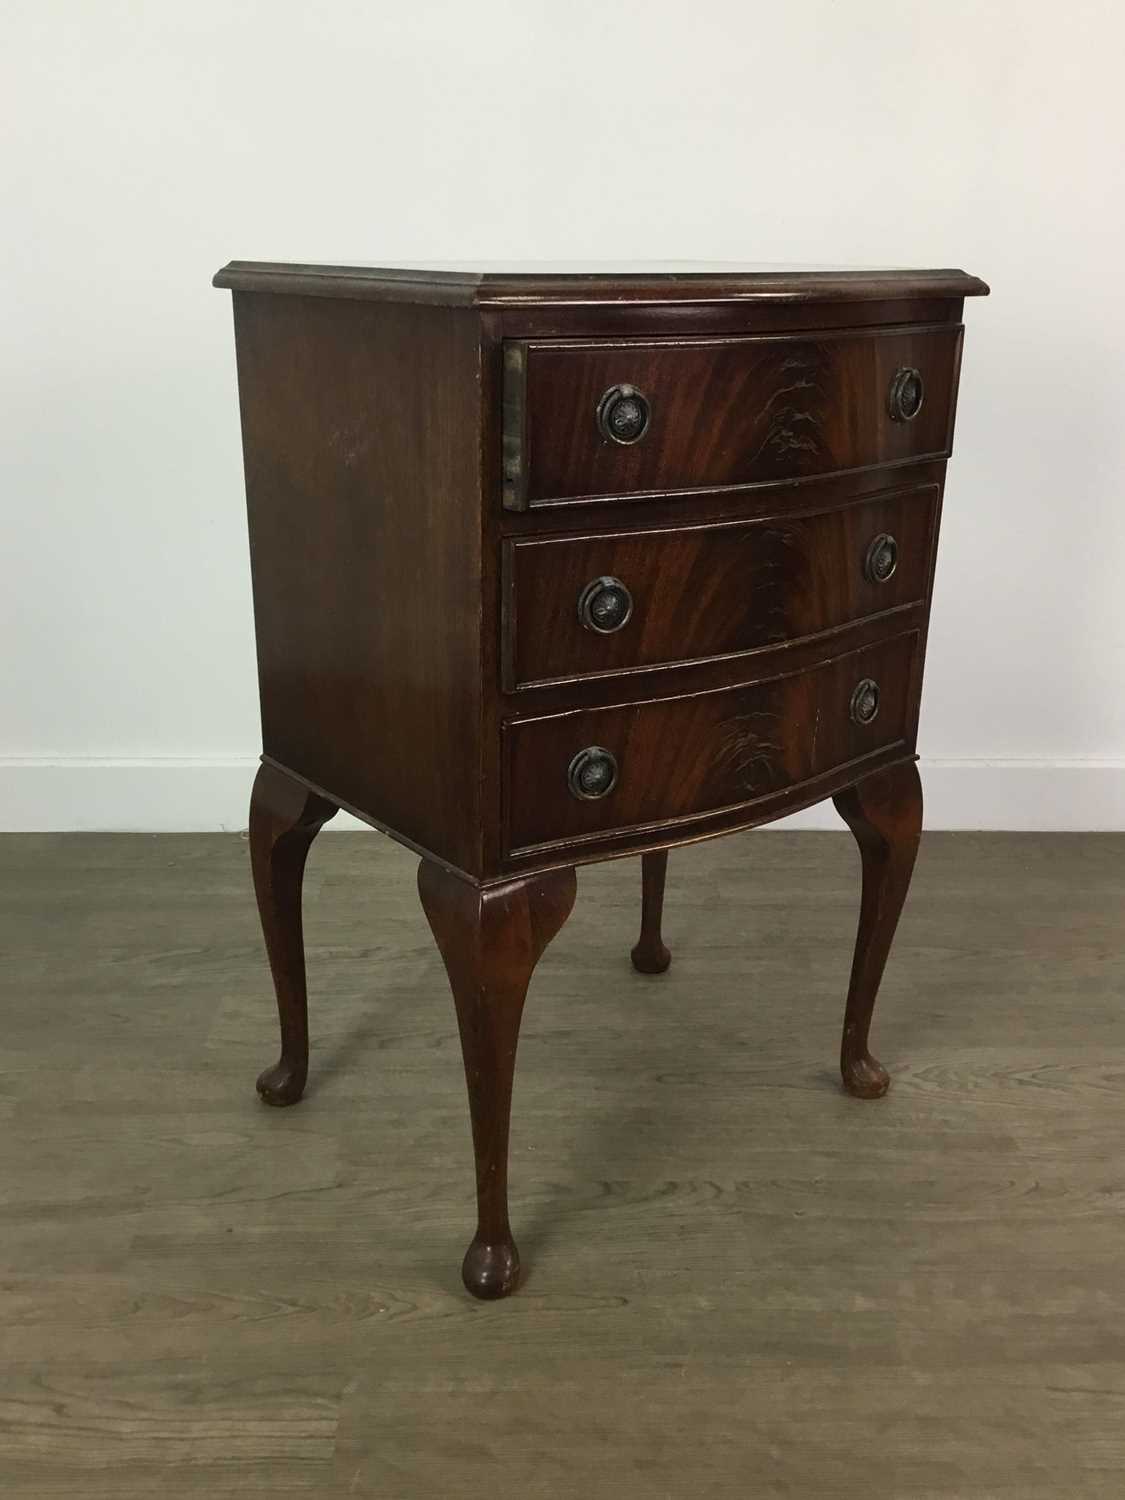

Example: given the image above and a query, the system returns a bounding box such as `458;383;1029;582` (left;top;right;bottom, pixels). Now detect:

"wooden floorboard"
1;830;1124;1496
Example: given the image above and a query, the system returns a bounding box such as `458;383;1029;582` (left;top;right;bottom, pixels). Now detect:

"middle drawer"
503;484;937;689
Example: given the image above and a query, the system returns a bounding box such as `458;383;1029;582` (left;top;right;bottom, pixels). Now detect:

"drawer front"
505;485;937;688
505;632;918;854
502;324;961;508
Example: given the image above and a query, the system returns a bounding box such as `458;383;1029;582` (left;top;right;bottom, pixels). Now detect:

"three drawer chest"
214;260;989;1298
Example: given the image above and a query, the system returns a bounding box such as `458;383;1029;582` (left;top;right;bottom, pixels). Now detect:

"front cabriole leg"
832;761;923;1099
418;861;577;1299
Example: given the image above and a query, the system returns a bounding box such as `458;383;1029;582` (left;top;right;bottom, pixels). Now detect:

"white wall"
4;0;1124;831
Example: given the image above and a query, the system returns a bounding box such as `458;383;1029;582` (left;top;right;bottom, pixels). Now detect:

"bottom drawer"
505;631;919;854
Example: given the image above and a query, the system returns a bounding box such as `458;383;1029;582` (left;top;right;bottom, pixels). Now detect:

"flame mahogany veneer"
215;260;988;1298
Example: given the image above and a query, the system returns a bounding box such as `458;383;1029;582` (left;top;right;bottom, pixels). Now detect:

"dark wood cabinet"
215;260;988;1298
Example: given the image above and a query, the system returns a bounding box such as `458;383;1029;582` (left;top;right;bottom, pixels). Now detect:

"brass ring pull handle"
850;679;881;726
596;384;651;445
888;367;924;422
578;576;633;634
567;746;619;800
864;533;898;584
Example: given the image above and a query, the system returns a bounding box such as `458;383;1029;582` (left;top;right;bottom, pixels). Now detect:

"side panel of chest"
231;292;487;874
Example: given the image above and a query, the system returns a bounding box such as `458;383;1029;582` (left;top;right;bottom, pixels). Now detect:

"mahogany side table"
214;260;988;1298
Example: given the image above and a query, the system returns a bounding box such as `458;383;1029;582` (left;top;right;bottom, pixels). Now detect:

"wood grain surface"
506;325;962;506
214;261;989;308
230;291;486;875
2;829;1123;1497
505;632;919;854
504;485;938;688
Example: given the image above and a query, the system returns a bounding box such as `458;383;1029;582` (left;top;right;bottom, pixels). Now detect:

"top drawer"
502;324;962;509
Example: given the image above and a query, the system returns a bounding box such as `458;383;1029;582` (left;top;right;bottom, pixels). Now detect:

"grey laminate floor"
1;830;1124;1497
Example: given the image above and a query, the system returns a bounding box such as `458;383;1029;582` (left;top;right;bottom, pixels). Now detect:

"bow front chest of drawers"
214;260;989;1298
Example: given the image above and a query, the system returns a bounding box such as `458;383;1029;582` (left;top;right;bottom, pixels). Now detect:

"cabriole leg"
832;761;923;1099
418;861;577;1299
248;762;337;1106
631;850;672;974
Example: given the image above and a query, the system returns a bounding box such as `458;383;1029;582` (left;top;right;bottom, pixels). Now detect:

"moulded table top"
213;259;990;307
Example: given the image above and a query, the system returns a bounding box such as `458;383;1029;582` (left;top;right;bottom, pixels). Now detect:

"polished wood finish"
231;291;485;876
631;850;672;974
248;762;337;1106
506;631;919;856
216;259;986;1296
417;860;577;1298
215;260;989;307
504;483;938;688
503;325;961;508
495;295;970;345
833;760;924;1098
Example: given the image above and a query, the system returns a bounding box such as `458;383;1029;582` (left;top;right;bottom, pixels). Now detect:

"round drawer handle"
578;575;633;634
567;746;619;801
864;533;899;584
850;678;881;726
888;366;924;422
596;384;651;445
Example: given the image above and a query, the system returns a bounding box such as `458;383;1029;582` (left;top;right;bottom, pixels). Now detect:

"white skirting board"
1;757;1124;832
